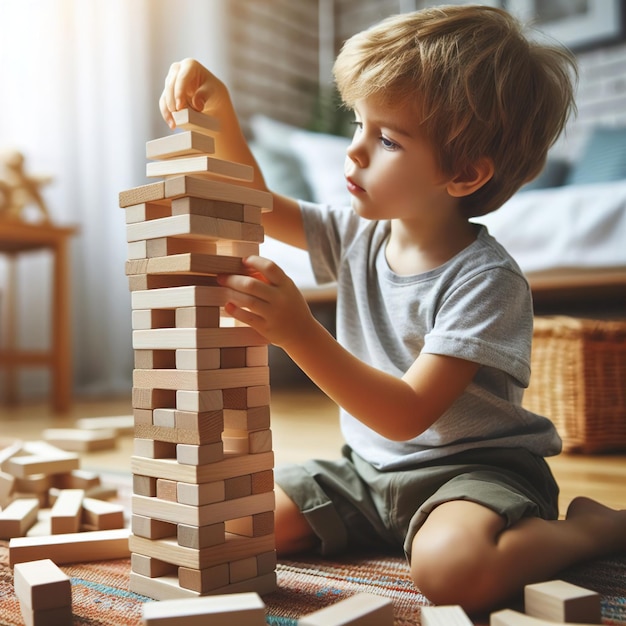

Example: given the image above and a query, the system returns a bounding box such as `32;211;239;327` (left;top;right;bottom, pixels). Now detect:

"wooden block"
134;419;223;447
42;428;116;452
175;390;222;413
256;550;277;575
125;253;246;277
130;274;220;292
153;408;177;428
222;434;248;455
172;108;220;135
19;603;73;626
135;408;156;426
177;522;225;549
75;414;135;434
83;483;119;501
132;491;274;527
224;475;252;500
126;213;263;244
171;196;244;221
125;202;172;224
298;592;394;626
132;387;177;410
9;528;132;566
134;474;157;497
0;469;15;507
141;591;266;625
225;511;274;538
157;479;179;502
128;240;148;259
133;367;270;391
131;553;177;578
177;480;225;507
130;532;275;571
6;451;80;479
230;556;258;584
147;155;253;182
129;570;276;600
50;489;84;534
147;236;218;258
178;563;230;593
132;514;176;540
524;580;601;624
0;498;39;538
251;470;273;495
176;348;220;370
53;469;101;490
421;605;474;626
132;309;176;330
119;181;167;208
223;407;271;431
134;438;176;459
131;451;274;484
81;497;125;530
0;441;25;472
133;327;266;351
223;429;272;455
164;175;272;212
135;350;177;369
246;346;268;367
490;609;600;626
145;131;215;160
176;442;224;466
14;474;52;496
13;558;71;610
176;307;220;329
220;347;246;369
131;285;230;310
215;241;259;257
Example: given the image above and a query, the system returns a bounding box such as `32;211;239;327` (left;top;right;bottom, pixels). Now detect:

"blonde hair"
333;5;577;217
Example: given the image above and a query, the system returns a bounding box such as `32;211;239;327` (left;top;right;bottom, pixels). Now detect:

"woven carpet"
0;471;624;625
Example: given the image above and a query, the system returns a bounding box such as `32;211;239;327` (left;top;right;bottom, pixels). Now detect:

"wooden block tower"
119;109;277;600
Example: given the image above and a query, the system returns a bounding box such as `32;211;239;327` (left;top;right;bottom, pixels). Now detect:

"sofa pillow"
289;130;352;207
565;126;626;185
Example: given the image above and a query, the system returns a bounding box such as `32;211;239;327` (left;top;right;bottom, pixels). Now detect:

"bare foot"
566;497;626;553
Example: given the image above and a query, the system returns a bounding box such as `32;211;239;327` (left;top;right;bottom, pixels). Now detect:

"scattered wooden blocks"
0;498;39;538
14;558;72;610
524;579;601;624
490;608;600;626
297;592;394;625
421;605;474;625
141;591;266;625
42;427;117;452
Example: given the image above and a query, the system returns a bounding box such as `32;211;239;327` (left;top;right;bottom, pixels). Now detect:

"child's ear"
447;157;494;197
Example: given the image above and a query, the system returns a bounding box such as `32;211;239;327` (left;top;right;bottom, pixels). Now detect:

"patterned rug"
0;470;624;625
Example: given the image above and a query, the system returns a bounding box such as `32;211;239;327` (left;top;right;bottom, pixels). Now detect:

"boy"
160;5;625;614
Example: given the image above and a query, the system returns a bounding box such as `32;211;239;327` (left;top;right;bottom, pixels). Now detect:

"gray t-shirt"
301;201;562;470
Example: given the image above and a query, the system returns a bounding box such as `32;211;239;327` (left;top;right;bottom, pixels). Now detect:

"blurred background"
0;0;624;405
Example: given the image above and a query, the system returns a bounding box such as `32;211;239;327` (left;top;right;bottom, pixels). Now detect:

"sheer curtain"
0;0;229;400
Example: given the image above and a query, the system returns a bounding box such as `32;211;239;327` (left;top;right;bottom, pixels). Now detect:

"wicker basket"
523;316;626;453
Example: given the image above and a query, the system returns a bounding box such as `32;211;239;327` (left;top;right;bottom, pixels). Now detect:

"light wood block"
9;528;132;566
298;592;394;625
133;474;157;497
129;274;220;292
146;236;218;258
421;605;474;626
135;350;177;369
156;479;179;502
177;480;225;507
251;470;274;495
524;580;601;624
50;489;84;534
256;550;277;575
176;348;220;370
125;202;172;224
0;441;24;472
125;253;246;277
133;366;270;391
490;609;600;626
153;408;177;428
20;603;73;626
131;491;274;527
147;155;253;182
81;497;125;530
225;511;274;538
171;108;220;135
132;309;176;330
246;346;268;367
126;213;263;244
53;469;101;490
132;387;177;410
6;451;80;479
132;514;176;540
129;570;276;600
177;522;225;549
131;451;274;484
176;442;224;466
145;131;215;160
223;407;271;431
229;556;258;584
134;438;176;459
129;240;149;259
132;327;266;350
176;307;220;329
130;532;275;571
0;469;15;507
176;390;223;413
119;181;167;208
131;553;177;578
141;591;266;625
224;475;252;500
131;285;230;310
178;563;229;593
171;197;245;221
135;412;224;447
0;498;39;538
13;558;71;610
42;428;116;452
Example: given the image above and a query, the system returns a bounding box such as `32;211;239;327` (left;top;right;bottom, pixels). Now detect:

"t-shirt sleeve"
423;266;533;387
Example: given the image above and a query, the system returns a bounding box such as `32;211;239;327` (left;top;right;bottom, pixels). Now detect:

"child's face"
344;96;455;222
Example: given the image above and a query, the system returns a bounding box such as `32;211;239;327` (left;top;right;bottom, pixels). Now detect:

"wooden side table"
0;220;78;413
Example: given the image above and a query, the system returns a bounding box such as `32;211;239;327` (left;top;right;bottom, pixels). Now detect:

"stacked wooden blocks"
119;108;277;600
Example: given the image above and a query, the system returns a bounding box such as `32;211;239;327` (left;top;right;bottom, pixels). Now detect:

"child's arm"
219;256;480;441
159;58;307;250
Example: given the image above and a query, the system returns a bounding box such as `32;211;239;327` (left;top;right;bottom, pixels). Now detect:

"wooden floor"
1;385;624;516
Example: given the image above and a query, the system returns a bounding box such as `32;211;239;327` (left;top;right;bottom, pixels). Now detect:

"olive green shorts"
275;445;559;558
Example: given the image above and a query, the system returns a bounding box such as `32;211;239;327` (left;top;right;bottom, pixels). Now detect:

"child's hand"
159;58;229;129
217;256;315;351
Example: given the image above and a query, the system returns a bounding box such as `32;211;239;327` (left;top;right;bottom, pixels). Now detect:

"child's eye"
380;136;399;150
